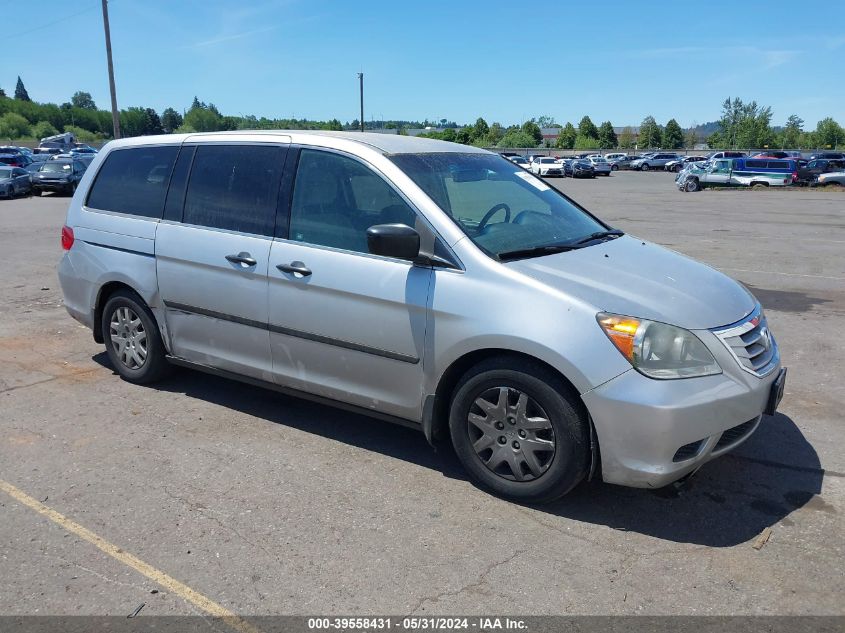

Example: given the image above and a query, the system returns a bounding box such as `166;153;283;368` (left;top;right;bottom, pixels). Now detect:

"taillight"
61;225;74;250
792;171;798;183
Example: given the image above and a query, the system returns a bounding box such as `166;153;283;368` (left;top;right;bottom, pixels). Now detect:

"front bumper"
582;358;782;488
34;180;72;191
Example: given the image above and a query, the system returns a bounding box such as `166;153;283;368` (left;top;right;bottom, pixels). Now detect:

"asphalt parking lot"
1;170;843;618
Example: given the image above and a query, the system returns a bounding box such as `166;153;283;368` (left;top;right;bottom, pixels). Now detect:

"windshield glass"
40;162;72;172
389;152;608;258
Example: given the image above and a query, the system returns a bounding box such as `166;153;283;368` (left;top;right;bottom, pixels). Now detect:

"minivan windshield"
389;152;612;259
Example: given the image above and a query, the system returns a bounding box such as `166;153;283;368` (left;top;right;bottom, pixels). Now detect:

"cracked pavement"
0;175;843;616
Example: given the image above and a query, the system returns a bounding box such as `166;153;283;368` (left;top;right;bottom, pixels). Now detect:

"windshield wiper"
497;243;585;261
572;229;624;245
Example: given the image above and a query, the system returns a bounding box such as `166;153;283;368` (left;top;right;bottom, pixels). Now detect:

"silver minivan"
58;132;786;503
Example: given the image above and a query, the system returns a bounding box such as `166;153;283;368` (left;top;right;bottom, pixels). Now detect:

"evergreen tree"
597;121;617;148
663;119;684;149
14;76;31;101
577;116;599;140
555;122;576;149
161;107;183;132
781;114;803;148
639;116;662;148
0;86;6;98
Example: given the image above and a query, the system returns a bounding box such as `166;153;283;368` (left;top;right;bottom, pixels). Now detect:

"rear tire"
449;358;589;503
101;290;172;384
751;182;768;190
610;164;618;171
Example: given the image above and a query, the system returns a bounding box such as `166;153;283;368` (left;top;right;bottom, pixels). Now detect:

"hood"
506;235;756;330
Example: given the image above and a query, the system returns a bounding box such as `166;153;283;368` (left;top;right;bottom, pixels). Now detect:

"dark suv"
31;159;87;196
798;159;845;185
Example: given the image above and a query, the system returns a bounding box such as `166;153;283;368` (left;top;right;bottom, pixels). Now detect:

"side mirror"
366;223;420;260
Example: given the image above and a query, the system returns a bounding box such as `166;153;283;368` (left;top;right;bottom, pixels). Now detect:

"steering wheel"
478;203;511;231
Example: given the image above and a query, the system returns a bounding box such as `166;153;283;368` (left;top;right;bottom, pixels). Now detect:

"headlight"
597;313;721;379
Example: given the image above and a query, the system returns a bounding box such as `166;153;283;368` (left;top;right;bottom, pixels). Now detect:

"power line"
5;1;107;41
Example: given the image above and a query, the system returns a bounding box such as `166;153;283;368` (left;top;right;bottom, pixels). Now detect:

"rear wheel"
449;358;589;503
101;290;172;384
673;165;682;172
610;164;618;171
751;182;768;190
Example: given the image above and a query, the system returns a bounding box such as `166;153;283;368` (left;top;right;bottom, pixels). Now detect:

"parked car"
563;159;596;178
72;144;98;154
586;156;611;176
24;162;43;175
630;153;681;171
0;152;33;168
677;157;796;191
31;159;87;195
796;159;845;185
0;166;32;198
808;152;845;161
815;171;845;186
509;156;530;169
33;147;63;158
750;151;800;160
707;151;747;161
664;156;709;172
58;132;785;503
530;157;563;177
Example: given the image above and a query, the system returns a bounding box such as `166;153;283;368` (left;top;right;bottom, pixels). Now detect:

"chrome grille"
712;306;779;377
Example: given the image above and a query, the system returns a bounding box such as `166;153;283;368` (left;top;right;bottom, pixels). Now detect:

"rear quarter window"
86;146;179;218
766;161;789;169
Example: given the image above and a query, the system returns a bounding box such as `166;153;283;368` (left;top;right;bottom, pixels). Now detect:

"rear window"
182;144;285;236
86;146;179;218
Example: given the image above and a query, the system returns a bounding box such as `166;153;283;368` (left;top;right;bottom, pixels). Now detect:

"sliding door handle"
226;252;257;266
276;261;312;276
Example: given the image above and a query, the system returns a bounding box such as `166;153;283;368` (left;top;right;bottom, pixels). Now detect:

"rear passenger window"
86;146;178;218
289;149;416;254
746;160;766;168
183;145;285;236
767;161;789;169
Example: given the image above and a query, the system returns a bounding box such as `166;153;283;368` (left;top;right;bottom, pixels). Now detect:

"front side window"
289;149;417;254
86;146;178;218
183;144;284;236
389;152;607;259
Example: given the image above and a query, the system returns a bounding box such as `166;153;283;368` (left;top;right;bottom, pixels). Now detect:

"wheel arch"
92;280;157;344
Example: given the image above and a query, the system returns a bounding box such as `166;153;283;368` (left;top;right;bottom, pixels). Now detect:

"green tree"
498;130;538;148
0;112;31;138
663;118;684;149
520;120;543;145
161;107;183;132
455;128;473;144
32;121;59;139
472;117;489;141
639;116;662;148
487;122;504;146
71;91;97;110
535;115;557;128
781;114;803;148
684;127;698;149
183;105;222;132
577;116;599;140
144;108;163;135
617;127;636;149
14;77;30;101
597;121;617;148
0;86;6;98
441;128;457;142
815;117;845;149
324;118;343;131
555;122;576;149
574;134;598;150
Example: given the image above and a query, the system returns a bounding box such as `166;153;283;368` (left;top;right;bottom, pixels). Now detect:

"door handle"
226;252;257;266
276;261;312;276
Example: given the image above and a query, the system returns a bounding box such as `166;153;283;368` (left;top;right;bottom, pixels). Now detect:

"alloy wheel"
109;306;148;370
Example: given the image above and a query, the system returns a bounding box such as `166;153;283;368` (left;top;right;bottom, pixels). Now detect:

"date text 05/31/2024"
307;617;528;630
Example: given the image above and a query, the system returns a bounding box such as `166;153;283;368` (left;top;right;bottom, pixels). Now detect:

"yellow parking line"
0;479;261;633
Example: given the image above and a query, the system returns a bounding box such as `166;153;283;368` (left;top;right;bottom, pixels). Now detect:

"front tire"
640;163;650;171
101;290;172;384
684;179;701;192
449;358;589;503
610;164;618;171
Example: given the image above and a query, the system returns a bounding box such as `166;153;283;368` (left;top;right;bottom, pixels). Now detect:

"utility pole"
357;73;364;132
101;0;120;139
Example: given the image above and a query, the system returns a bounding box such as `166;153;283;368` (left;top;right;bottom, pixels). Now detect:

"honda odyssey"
58;132;786;502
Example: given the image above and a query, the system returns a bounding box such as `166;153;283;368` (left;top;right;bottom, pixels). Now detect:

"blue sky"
4;0;844;128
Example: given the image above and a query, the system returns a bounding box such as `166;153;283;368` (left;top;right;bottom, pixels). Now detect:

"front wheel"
610;164;618;171
640;163;650;171
101;290;172;384
449;358;589;503
673;165;682;172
